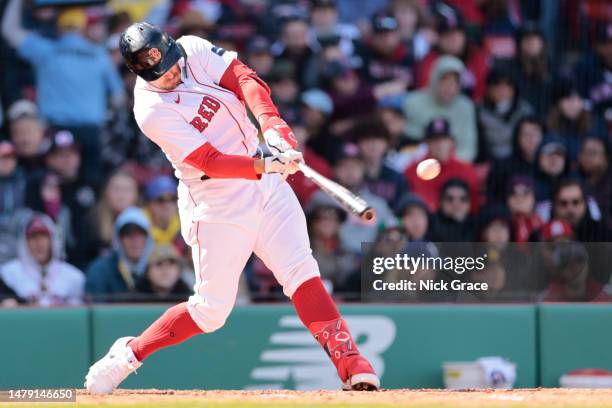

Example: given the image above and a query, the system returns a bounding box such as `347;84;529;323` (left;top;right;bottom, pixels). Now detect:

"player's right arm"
137;106;301;178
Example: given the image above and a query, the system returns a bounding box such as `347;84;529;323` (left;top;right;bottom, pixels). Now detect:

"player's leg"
86;221;256;394
253;175;380;390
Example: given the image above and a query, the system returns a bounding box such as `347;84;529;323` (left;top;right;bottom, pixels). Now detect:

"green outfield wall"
0;304;610;389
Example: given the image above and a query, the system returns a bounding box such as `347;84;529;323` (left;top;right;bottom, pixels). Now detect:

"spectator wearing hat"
574;22;612;115
267;61;301;124
394;193;431;241
353;118;407;207
6;100;47;176
478;69;533;161
403;56;478;161
533;136;572;208
486;116;542;203
497;23;554;116
135;244;192;302
416;5;488;102
505;175;542;243
285;123;333;207
2;0;125;180
405;118;479;213
44;129;98;266
430;178;476;242
85;207;154;301
578;137;612;228
245;37;275;82
0;141;28;264
143;176;184;255
545;78;607;162
0;213;84;306
356;13;413;93
299;89;340;162
304;191;358;295
551;179;611;242
333;143;395;253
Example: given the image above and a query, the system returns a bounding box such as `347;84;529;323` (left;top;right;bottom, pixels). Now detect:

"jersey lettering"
190;95;221;133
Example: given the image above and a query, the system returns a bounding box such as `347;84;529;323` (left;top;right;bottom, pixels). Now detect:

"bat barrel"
360;207;376;221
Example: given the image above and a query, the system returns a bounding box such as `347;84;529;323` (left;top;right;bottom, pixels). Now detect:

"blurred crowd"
0;0;610;306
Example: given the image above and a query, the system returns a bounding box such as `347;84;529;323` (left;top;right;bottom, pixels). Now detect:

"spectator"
357;13;413;91
2;0;125;180
6;100;47;176
353;118;407;207
0;213;84;306
551;179;611;242
85;207;154;301
574;22;612;115
24;170;71;258
498;23;554;116
43;129;98;267
299;89;339;161
333;143;395;253
86;170;140;254
430;178;476;242
403;55;477;161
267;61;301;124
134;244;192;302
286;123;333;207
394;193;431;241
478;69;533;161
389;0;430;61
486;116;543;203
417;6;488;101
309;0;360;57
143;175;184;254
505;176;542;243
245;37;274;81
533;136;571;204
546;78;607;162
405;118;479;213
0;141;28;264
578;137;612;227
272;16;317;88
305;192;358;294
477;205;512;244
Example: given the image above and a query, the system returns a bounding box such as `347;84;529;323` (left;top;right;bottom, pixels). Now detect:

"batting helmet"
119;22;186;81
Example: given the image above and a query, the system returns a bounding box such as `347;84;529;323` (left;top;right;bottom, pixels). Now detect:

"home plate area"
75;388;612;407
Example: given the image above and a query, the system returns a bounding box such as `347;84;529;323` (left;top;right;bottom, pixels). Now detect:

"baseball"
416;158;441;180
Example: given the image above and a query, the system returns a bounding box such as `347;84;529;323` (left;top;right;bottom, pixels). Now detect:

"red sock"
291;277;340;327
128;302;203;362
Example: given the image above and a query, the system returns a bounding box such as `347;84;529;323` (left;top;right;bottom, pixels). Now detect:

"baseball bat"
298;162;376;221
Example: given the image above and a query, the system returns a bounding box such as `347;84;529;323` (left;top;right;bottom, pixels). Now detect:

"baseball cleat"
85;336;142;395
341;355;380;391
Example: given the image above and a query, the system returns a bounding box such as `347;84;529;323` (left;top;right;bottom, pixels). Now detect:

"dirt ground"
69;388;612;408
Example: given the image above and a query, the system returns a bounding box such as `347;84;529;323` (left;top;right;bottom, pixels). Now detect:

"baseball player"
85;22;379;393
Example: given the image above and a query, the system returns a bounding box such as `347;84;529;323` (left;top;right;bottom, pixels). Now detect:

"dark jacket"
430;213;476;242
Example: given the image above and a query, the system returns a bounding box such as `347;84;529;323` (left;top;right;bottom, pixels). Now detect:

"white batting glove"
264;150;303;175
261;116;298;155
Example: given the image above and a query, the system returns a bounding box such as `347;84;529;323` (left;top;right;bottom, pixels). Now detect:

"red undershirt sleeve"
219;59;279;122
184;142;260;180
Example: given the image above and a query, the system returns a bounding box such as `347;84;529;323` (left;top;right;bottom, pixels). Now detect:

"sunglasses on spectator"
443;194;469;203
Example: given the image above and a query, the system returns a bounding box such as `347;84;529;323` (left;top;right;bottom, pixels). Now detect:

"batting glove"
264;150;303;175
261;116;298;155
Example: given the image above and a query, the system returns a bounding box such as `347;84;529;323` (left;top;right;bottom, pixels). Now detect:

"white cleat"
342;372;381;391
85;336;142;395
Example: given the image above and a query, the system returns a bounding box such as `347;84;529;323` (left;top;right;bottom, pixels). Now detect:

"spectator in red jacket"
416;7;488;102
505;175;542;243
405;118;479;213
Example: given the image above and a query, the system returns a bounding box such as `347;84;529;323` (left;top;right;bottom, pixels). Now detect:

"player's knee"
187;295;234;333
280;255;320;298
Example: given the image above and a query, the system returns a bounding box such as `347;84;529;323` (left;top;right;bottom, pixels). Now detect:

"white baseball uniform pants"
178;173;320;333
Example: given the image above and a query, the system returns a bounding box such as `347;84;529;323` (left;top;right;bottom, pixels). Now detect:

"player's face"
149;63;182;90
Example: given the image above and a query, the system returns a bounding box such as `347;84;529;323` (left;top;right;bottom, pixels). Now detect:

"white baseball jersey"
133;35;260;182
